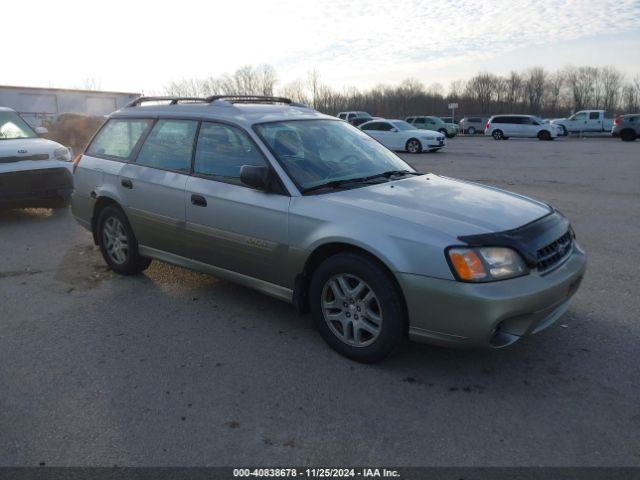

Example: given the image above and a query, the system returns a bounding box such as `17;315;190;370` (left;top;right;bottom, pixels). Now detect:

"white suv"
0;108;73;209
485;115;562;141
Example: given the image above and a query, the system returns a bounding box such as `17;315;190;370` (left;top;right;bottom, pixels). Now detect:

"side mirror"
390;128;398;132
35;126;48;135
240;165;271;191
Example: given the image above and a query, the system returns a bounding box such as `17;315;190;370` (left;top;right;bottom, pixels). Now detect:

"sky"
4;0;640;94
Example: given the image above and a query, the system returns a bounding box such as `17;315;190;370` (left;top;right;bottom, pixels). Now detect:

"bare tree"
601;66;624;113
505;71;524;109
466;72;498;114
544;71;564;116
524;67;546;114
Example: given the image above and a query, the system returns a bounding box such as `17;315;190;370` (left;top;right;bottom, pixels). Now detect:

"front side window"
194;122;267;183
255;119;413;192
338;113;347;120
414;117;425;124
571;112;587;121
136;119;198;172
361;122;382;131
87;118;152;159
0;111;37;140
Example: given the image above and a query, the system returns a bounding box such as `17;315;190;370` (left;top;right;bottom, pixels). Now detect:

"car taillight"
72;154;82;174
614;116;621;126
485;121;490;130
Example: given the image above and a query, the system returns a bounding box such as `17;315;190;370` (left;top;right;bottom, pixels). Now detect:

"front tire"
97;205;151;275
309;253;407;363
405;138;422;153
492;129;504;140
621;129;637;142
467;126;476;135
538;130;552;141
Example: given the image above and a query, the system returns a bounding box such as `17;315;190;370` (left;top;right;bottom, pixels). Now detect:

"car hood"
322;174;552;237
0;137;63;157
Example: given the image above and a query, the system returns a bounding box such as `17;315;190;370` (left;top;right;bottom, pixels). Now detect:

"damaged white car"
0;107;73;209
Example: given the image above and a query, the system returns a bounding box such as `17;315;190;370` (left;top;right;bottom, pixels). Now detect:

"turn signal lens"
447;247;529;282
448;249;487;281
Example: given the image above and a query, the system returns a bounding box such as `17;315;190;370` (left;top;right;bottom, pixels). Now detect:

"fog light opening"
489;322;521;348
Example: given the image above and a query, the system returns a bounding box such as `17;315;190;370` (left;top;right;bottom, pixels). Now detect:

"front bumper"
0;167;73;209
398;245;587;348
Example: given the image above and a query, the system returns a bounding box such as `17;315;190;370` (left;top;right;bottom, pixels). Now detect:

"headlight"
447;247;528;282
53;147;71;162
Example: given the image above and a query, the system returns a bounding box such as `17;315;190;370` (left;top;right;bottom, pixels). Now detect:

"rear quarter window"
87;118;152;159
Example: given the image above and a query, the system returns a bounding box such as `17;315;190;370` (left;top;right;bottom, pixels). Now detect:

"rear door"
185;122;290;285
118;118;198;256
586;111;603;131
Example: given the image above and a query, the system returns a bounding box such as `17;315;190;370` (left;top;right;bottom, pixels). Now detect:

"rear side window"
194;122;266;184
414;118;425;124
589;112;600;120
492;117;505;124
136;119;198;172
87;119;152;159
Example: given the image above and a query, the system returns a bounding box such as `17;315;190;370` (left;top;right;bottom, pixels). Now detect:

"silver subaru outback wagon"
71;95;586;363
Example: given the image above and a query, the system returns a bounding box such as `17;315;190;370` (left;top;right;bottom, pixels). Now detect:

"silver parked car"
72;95;586;362
459;116;488;134
611;114;640;141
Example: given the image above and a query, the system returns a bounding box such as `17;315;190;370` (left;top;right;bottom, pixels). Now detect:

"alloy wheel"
407;140;420;153
102;216;129;265
321;274;383;347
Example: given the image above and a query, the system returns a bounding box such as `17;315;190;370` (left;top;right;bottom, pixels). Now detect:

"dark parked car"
611;114;640;141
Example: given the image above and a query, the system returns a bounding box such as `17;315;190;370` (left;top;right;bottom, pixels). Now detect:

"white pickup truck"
550;110;614;135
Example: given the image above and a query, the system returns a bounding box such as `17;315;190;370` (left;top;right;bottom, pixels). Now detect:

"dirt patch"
53;243;115;291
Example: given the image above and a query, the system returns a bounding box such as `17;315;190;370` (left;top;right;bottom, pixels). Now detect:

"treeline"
164;64;640;118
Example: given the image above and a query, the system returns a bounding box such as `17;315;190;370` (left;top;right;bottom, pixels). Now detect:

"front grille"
537;230;573;272
0;168;72;198
0;154;49;163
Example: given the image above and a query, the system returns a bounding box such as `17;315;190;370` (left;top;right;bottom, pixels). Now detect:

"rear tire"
405;138;422;153
309;253;407;363
621;129;637;142
97;205;151;275
492;129;504;140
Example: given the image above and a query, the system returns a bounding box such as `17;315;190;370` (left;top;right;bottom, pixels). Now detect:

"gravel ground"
1;135;639;467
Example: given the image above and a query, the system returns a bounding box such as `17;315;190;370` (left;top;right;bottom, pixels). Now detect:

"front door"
185;121;290;286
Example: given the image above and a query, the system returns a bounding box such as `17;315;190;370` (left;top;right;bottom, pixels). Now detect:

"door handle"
191;194;207;207
121;178;133;189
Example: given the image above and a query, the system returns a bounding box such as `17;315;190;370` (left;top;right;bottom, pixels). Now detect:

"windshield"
0;111;37;140
391;121;416;131
255;119;414;192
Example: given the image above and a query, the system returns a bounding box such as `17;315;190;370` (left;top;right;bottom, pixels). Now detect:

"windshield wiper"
301;170;420;194
361;170;421;181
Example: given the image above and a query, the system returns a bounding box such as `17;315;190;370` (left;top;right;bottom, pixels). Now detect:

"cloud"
265;0;640;84
2;0;639;91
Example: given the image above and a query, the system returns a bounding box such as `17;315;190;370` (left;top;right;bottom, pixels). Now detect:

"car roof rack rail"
206;95;310;108
126;96;209;107
125;95;312;109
